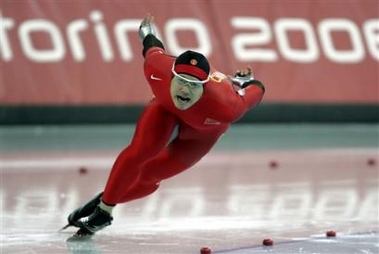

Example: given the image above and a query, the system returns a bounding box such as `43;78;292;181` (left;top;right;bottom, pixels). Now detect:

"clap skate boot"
74;206;113;237
60;192;103;231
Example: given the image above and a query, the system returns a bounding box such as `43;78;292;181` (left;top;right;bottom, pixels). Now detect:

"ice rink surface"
1;124;378;253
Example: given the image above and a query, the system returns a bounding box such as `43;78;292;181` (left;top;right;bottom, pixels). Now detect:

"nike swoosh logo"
150;74;163;81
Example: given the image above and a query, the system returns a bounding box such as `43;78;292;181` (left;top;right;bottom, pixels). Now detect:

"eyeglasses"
171;63;210;86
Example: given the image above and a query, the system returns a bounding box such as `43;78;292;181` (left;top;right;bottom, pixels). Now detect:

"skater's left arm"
229;66;265;96
229;66;265;115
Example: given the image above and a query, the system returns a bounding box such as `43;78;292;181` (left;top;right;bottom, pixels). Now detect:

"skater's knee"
138;171;161;186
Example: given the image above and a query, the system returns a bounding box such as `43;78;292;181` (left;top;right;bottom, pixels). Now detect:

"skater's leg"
102;100;178;205
118;124;228;203
65;101;177;235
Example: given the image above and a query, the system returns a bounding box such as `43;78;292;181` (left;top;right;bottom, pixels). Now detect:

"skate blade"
66;229;94;242
58;223;72;232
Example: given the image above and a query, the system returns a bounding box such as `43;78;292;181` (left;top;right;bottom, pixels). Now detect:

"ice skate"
60;192;103;231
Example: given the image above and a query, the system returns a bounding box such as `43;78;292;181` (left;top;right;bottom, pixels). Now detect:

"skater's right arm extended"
139;14;165;58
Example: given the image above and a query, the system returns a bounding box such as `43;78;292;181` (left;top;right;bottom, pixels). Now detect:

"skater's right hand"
140;14;154;27
139;14;157;41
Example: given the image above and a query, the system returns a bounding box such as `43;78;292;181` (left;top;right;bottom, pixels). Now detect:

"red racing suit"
102;46;264;205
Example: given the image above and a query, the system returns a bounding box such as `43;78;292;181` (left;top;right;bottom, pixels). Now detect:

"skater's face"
170;74;204;110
